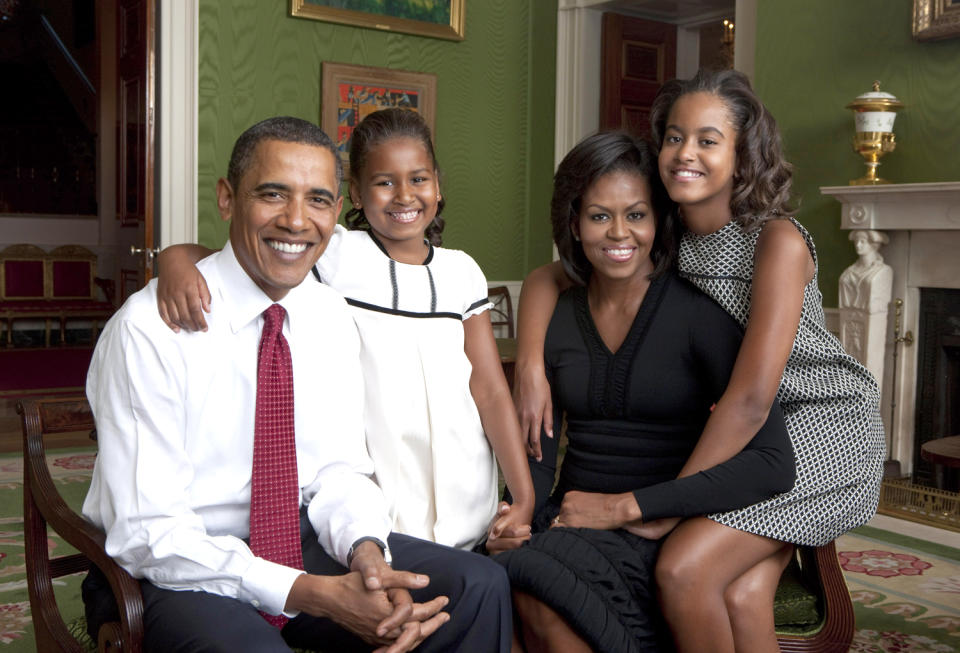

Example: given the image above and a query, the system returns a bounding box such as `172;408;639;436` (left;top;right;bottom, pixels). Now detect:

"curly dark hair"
650;69;796;230
344;108;445;246
552;131;676;286
227;116;341;193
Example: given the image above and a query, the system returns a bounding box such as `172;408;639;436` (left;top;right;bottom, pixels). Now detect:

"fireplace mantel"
821;181;960;231
821;181;960;476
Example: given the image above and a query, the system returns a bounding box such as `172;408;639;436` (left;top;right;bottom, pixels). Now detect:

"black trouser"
82;520;511;652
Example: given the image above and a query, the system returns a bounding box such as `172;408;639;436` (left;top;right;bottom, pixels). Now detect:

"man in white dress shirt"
80;117;511;652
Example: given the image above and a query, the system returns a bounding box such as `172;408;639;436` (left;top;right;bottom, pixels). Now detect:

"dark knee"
513;590;562;636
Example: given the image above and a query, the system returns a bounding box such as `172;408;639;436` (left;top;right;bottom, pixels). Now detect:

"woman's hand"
513;363;553;461
485;501;532;554
624;516;681;540
156;245;214;332
553;491;641;531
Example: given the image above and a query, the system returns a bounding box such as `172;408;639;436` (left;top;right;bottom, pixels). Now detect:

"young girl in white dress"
156;109;534;554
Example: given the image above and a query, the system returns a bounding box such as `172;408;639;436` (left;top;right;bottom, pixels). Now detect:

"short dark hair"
552;131;676;286
344;108;446;246
650;69;795;230
227;116;342;193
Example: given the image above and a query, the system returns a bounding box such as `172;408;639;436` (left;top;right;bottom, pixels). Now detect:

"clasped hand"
285;542;448;653
485;501;532;554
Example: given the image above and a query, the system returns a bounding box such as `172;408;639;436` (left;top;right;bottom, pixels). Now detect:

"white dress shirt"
82;241;392;617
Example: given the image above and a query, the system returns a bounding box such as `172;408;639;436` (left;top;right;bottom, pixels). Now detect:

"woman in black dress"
495;132;795;652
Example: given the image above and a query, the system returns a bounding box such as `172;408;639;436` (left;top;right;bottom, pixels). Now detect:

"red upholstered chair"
0;244;47;345
45;246;116;345
0;244;115;347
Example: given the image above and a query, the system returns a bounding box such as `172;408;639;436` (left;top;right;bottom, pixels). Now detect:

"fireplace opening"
913;288;960;491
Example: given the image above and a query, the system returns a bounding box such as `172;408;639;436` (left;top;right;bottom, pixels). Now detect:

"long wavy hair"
552;131;676;286
344;108;445;246
650;69;796;230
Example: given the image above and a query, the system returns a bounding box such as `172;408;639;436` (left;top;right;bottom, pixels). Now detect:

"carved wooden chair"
774;541;855;652
20;397;143;652
487;285;515;339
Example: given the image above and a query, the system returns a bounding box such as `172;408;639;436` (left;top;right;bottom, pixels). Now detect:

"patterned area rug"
0;449;958;652
837;526;960;652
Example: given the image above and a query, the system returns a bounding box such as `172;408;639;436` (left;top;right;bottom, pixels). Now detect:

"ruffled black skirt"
495;503;674;652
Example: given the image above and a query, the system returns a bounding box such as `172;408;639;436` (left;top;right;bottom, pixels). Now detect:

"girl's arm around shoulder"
156;244;217;332
514;261;574;459
463;311;534;552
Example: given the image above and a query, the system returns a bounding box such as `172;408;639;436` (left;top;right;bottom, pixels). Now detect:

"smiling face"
219;139;342;301
350;136;439;263
658;91;738;233
575;170;656;283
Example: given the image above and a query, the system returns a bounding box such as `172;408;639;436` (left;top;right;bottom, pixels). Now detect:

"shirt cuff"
239;557;305;617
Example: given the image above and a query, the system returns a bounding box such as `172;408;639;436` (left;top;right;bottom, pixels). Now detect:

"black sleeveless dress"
496;271;795;652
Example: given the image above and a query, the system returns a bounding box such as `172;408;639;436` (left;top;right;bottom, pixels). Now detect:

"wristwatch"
347;536;392;567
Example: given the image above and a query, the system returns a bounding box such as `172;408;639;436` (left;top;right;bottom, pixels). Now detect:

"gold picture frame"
913;0;960;41
321;61;438;177
291;0;465;41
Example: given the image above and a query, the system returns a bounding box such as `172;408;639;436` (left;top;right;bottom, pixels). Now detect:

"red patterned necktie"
249;303;303;628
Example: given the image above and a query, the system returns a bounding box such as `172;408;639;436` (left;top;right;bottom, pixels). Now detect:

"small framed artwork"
321;62;438;177
913;0;960;41
291;0;466;41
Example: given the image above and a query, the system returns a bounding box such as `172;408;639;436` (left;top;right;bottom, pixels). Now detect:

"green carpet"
2;448;959;652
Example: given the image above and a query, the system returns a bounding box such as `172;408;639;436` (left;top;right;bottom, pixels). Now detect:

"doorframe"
158;0;198;247
554;0;756;169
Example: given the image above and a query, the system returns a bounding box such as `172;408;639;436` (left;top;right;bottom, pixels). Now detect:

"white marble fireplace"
821;182;960;475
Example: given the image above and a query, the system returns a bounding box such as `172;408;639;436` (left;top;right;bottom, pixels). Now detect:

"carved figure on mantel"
839;229;892;388
839;230;893;313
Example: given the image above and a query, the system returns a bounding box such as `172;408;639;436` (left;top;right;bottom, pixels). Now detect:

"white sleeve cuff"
239;558;305;617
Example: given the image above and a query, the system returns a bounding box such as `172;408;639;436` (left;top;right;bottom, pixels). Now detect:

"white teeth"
268;240;307;254
675;170;702;178
390;210;420;222
606;248;634;257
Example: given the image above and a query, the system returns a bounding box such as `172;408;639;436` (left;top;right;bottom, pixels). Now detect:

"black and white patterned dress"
679;219;886;546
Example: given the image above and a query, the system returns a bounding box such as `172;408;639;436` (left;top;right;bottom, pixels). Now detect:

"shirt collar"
212;241;317;336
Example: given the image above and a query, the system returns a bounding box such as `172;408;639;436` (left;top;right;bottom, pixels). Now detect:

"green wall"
754;0;960;306
197;0;557;280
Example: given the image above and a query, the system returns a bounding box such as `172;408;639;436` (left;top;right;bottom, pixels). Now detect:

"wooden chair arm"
20;399;144;652
778;541;854;653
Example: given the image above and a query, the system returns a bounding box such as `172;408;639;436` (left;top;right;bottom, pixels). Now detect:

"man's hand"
553;491;641;530
285;571;448;652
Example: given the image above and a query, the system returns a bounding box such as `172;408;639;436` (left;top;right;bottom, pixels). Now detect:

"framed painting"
913;0;960;40
291;0;465;41
321;62;438;176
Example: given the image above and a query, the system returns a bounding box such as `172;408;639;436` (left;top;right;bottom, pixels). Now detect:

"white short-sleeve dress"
314;225;498;550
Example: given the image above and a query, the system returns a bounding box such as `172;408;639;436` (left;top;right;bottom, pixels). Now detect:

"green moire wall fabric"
197;0;557;281
754;0;960;306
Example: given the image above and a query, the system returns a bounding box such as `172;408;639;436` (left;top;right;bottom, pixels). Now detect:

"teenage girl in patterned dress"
513;69;885;652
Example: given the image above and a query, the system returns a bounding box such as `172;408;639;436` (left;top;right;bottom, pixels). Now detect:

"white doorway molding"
158;0;199;247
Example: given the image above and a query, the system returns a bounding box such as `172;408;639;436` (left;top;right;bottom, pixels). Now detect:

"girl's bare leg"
655;517;785;653
512;590;593;653
724;542;794;653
